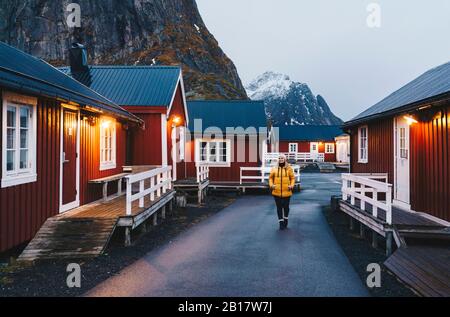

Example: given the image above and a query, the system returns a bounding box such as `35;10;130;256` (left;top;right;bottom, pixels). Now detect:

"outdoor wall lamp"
404;115;418;125
172;115;182;127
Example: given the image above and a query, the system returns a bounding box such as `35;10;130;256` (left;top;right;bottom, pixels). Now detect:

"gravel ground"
0;194;236;297
323;205;417;297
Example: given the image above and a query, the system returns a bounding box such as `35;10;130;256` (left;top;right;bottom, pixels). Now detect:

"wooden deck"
18;190;175;261
339;198;450;297
384;246;450;297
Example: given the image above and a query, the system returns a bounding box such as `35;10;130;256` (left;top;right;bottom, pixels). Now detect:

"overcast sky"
196;0;450;121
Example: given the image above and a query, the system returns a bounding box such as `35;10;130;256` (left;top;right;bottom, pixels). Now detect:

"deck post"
359;223;365;238
139;180;144;208
198;188;202;205
153;213;158;226
386;231;393;256
169;200;173;212
118;179;122;196
124;227;132;247
372;231;378;249
349;217;355;231
103;182;109;201
162;206;166;220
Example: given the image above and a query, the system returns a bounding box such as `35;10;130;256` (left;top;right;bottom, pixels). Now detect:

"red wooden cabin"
185;100;268;184
344;61;450;222
60;47;189;181
0;42;142;253
270;125;343;163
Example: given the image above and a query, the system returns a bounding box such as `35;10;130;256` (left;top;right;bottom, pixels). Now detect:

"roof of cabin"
276;125;343;141
187;100;267;134
59;65;181;107
0;42;140;123
346;61;450;126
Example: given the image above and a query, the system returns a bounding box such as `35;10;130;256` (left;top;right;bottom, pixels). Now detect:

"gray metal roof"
59;66;181;107
187;100;267;134
276;125;343;141
0;42;141;123
348;61;450;124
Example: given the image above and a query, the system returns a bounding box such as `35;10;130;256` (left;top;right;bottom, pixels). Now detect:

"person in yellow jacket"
269;155;296;230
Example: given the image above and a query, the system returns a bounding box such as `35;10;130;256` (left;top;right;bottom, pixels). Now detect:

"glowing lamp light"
172;116;182;126
404;115;418;125
101;120;111;129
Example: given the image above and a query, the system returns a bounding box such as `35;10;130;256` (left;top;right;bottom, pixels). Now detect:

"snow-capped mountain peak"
245;71;293;100
245;71;343;126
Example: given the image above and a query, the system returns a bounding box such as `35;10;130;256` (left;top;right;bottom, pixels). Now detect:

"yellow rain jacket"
269;165;296;198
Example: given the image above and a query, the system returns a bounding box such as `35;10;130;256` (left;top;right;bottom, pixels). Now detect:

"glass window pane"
7;150;15;171
20;107;29;128
7;128;15;149
7;106;16;127
20;129;28;149
20;150;28;169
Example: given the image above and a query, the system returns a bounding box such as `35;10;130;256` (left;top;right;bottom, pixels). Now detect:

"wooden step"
384;246;450;297
18;218;118;261
398;227;450;241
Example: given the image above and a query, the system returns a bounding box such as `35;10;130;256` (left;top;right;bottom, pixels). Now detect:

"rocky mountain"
0;0;247;100
246;72;343;126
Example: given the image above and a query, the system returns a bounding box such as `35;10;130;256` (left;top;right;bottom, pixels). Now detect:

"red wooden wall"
185;135;263;182
79;116;128;204
0;97;60;252
410;105;450;221
167;86;187;180
129;113;163;166
349;118;395;185
0;94;130;252
279;141;337;162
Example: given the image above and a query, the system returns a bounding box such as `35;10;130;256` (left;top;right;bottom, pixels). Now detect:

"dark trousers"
274;196;290;222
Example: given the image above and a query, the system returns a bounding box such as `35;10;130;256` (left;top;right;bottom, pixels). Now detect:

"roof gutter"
343;91;450;129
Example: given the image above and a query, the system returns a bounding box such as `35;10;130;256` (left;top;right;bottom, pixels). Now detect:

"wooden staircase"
18;217;118;261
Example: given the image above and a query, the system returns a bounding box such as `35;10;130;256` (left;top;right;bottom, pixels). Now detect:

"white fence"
341;173;393;224
196;163;210;183
240;165;301;185
265;152;325;163
125;166;173;215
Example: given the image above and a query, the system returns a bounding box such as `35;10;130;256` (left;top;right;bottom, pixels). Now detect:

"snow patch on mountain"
245;71;343;126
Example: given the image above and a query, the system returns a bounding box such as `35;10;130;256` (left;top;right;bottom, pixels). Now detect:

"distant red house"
185;100;268;183
61;50;189;181
271;125;343;163
344;61;450;222
0;42;142;253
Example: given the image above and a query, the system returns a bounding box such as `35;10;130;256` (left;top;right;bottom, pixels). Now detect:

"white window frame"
195;138;231;167
358;125;368;163
99;117;117;171
325;143;335;154
1;92;37;188
288;143;298;153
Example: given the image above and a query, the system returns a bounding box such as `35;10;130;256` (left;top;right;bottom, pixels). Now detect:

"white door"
337;142;348;163
310;142;319;153
394;116;411;209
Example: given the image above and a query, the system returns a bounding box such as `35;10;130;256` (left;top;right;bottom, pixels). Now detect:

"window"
289;143;298;153
196;139;230;166
325;143;335;154
399;127;408;159
358;126;368;163
2;92;37;188
100;118;116;170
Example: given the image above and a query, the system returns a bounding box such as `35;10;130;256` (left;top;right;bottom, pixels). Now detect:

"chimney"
69;43;89;74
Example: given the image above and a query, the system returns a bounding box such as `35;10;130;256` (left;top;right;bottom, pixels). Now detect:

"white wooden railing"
341;173;393;224
240;165;301;185
196;163;210;183
125;166;173;216
265;152;325;163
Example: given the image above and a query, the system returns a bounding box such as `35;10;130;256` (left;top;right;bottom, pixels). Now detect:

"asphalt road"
87;173;369;297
